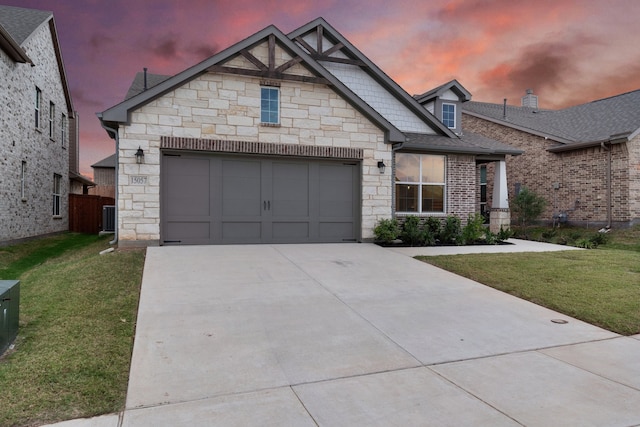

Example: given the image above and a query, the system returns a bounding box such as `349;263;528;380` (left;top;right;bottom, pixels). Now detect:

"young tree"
512;187;547;228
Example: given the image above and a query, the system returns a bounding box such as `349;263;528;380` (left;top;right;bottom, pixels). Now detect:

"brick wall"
463;114;634;226
0;22;69;243
116;40;391;244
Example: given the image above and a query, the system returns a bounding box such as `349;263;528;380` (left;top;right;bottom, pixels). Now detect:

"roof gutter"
547;132;630;153
99;119;119;245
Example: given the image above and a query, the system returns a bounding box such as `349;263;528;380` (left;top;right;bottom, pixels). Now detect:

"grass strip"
0;234;144;426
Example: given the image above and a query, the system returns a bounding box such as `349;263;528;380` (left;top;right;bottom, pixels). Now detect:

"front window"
35;87;41;128
49;102;55;139
21;161;27;200
61;113;67;147
52;173;61;216
260;87;279;124
442;103;455;128
395;153;446;213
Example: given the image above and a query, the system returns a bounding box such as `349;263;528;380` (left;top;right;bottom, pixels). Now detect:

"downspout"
601;141;612;228
101;122;119;245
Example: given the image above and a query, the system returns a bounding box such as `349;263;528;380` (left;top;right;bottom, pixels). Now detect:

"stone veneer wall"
116;71;391;244
0;22;69;243
463;114;633;226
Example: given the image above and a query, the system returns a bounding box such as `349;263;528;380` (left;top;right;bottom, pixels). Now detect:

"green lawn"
420;244;640;336
0;233;144;427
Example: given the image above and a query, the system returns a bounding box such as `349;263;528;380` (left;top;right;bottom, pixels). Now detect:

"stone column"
490;160;511;233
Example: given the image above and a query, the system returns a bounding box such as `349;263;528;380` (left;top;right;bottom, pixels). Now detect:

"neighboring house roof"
69;170;95;186
0;5;74;115
463;89;640;151
91;153;116;169
414;79;472;104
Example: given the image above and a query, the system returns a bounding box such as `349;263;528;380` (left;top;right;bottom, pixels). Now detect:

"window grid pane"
442;103;455;128
395;153;446;213
260;87;279;124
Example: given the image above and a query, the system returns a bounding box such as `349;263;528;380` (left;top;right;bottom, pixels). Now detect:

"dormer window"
442;103;455;128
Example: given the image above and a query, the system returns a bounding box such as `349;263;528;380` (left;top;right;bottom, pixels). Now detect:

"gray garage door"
161;152;360;245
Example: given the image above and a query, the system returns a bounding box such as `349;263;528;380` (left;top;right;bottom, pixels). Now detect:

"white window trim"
61;113;67;147
395;153;447;214
260;86;280;125
35;87;42;129
52;173;61;217
21;161;26;201
442;102;456;129
49;101;55;140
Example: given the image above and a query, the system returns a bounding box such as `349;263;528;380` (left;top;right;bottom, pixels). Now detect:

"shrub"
590;232;609;247
497;226;514;242
401;216;426;246
462;213;486;244
425;217;442;238
512;187;547;228
374;218;400;243
440;216;462;245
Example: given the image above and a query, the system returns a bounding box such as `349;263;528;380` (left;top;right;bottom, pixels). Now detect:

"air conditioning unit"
0;280;20;356
103;205;116;232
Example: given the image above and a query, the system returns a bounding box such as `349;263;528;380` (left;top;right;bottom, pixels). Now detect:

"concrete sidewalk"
45;242;640;426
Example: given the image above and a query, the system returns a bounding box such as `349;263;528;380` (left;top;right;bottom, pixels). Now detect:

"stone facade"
115;41;391;244
0;20;69;243
463;114;637;227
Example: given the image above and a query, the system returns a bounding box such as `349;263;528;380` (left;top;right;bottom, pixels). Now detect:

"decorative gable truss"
209;34;330;86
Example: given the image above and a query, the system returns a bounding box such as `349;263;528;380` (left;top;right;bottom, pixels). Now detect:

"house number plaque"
130;175;147;185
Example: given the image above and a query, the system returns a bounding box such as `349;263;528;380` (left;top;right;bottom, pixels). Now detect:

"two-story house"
0;5;76;244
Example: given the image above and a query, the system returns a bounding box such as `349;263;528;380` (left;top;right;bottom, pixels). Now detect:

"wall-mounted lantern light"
135;147;145;164
377;160;386;174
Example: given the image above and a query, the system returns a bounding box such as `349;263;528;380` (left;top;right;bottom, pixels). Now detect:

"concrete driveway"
101;243;640;426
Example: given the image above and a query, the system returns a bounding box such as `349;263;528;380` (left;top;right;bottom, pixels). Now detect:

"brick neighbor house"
98;18;521;246
0;5;81;244
462;89;640;228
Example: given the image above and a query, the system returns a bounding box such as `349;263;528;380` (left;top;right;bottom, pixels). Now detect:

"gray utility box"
0;280;20;356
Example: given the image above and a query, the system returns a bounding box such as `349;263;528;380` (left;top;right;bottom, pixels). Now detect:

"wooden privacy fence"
68;194;115;234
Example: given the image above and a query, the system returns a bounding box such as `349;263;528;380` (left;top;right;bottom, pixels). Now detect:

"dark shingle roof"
0;5;52;45
125;72;172;100
91;154;116;168
463;90;640;144
403;132;522;156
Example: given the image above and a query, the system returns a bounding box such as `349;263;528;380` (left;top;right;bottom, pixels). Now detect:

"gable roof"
0;5;74;116
99;21;407;143
287;18;456;138
414;79;472;104
463;89;640;150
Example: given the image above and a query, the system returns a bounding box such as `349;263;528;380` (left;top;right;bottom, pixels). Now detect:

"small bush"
497;226;514;242
440;216;462;245
401;216;426;246
425;217;442;237
590;232;609;247
374;218;400;243
576;238;595;249
462;213;486;244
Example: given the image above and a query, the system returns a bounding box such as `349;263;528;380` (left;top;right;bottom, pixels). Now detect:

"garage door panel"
222;160;262;217
222;222;262;240
165;157;210;217
318;222;355;240
164;222;211;241
271;222;310;240
272;162;309;217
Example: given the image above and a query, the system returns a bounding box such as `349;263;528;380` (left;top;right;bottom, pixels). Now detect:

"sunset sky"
6;0;640;178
